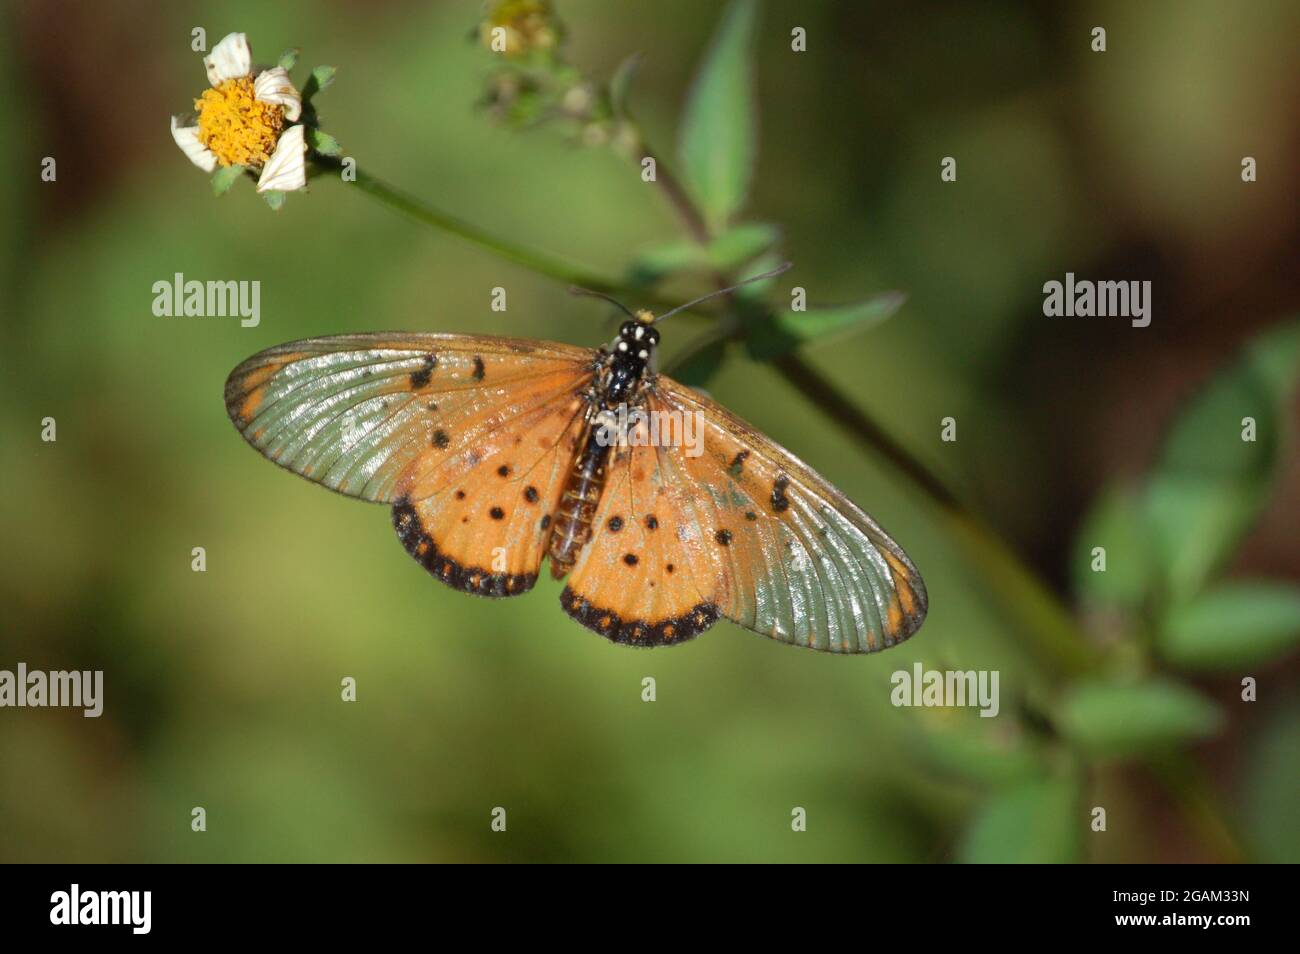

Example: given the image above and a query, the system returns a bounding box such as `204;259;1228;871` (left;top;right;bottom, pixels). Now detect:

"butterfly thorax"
547;320;660;579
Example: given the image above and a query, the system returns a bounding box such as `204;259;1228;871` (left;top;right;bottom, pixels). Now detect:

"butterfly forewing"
227;332;597;596
225;333;592;503
656;376;927;652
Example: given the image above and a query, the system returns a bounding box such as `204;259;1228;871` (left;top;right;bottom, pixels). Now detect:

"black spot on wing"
560;585;718;647
409;353;437;389
771;475;791;513
472;356;486;381
392;498;535;598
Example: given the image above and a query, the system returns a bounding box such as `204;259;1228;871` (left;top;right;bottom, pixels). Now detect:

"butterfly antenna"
568;285;637;320
651;261;793;324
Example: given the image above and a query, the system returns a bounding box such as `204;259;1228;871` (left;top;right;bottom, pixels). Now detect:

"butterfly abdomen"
547;424;611;579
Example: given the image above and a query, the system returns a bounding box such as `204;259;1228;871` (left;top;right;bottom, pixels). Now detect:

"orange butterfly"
224;277;927;654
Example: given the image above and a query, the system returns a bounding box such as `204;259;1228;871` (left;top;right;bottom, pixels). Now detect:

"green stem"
314;156;619;293
631;140;711;245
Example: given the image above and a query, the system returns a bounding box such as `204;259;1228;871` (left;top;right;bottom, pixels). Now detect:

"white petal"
204;32;252;85
256;124;307;193
253;67;302;122
170;116;217;172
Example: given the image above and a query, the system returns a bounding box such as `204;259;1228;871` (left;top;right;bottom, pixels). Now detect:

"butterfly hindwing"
393;389;588;597
225;333;592;502
560;439;722;645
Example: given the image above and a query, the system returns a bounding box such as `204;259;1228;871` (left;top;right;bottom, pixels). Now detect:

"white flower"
169;32;307;194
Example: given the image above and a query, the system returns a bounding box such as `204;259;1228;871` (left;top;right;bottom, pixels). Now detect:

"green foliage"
669;336;729;387
607;52;640;120
1161;582;1300;670
1071;484;1155;612
210;164;245;197
302;65;337;103
1057;679;1223;757
629;224;777;285
677;0;758;233
958;776;1081;863
1243;700;1300;864
1147;319;1300;603
305;127;343;157
746;292;907;362
1068;318;1300;767
277;48;300;72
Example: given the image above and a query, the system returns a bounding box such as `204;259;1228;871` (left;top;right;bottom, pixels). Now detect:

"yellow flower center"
480;0;557;56
195;77;285;168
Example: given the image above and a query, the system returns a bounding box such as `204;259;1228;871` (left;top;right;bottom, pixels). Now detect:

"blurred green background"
1;0;1297;863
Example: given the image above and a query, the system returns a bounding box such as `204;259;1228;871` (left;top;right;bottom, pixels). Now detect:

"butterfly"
224;273;927;654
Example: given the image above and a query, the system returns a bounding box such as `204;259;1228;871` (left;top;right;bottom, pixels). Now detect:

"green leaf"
669;337;729;388
1243;699;1300;863
1057;679;1223;757
210;164;245;197
1145;318;1300;603
746;291;905;361
958;776;1080;863
1071;483;1154;613
608;52;641;119
911;711;1046;788
302;65;337;102
627;240;708;285
707;222;778;270
261;190;286;211
626;225;779;285
1161;581;1300;670
305;127;343;157
677;0;758;233
277;48;300;72
734;250;783;305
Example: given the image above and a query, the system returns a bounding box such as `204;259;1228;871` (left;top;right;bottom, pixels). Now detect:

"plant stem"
314;156;620;294
632;141;712;244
